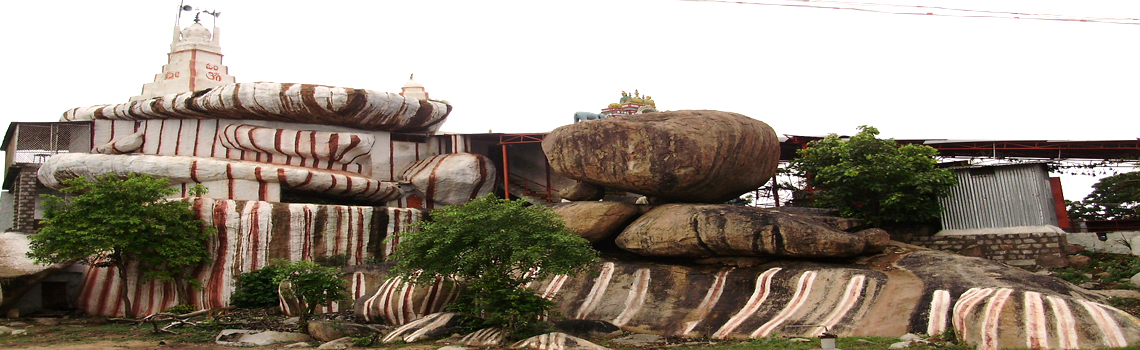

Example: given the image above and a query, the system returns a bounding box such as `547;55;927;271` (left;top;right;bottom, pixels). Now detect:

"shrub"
230;264;289;309
390;194;598;337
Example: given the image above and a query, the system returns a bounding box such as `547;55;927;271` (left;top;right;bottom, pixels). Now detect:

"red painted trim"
1049;177;1071;230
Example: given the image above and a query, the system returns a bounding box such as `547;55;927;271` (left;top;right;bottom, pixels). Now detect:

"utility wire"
681;0;1140;25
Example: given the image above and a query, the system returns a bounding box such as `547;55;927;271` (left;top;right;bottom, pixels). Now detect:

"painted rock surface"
352;244;1140;350
550;201;641;243
542;110;779;203
74;199;421;317
401;153;497;206
615;204;884;258
38;153;402;204
62;82;452;134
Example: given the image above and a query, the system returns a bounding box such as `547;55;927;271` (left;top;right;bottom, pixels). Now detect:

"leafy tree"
273;260;349;328
1067;171;1140;221
389;194;598;337
790;126;958;226
26;173;214;316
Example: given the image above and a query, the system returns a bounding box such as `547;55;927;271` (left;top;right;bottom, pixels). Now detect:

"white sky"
2;0;1137;200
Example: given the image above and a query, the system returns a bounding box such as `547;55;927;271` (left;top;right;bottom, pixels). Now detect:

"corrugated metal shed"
939;163;1058;230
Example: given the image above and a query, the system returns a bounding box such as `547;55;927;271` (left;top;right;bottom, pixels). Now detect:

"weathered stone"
381;312;461;343
1035;253;1070;269
1069;254;1091;268
64;82;453;134
560;182;606;201
461;328;507;347
1065;244;1086;254
317;336;355;349
550;202;640;243
857;228;891;254
353;245;1140;349
216;329;312;347
615;204;872;258
402;153;497;206
542;110;780;203
553;320;620;339
512;332;610;350
959;245;984;257
693;257;770;268
307;320;374;342
0;232;48;278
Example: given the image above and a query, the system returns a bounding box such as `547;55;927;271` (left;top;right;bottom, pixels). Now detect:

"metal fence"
7;123;91;165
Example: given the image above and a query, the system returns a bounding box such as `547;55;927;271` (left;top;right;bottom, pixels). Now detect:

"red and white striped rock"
351;248;1140;349
74;198;422;317
62;82;452;134
218;124;374;175
93;132;144;154
38;153;402;204
401;153;497;206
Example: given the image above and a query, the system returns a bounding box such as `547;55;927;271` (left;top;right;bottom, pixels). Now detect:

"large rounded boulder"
541;110;779;203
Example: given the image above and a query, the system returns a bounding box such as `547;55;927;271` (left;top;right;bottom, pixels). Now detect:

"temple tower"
130;14;235;101
400;74;429;100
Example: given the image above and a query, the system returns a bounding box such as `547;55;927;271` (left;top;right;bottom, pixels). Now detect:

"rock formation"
549;202;640;243
542;110;780;203
63;82;452;134
615;204;886;258
401;153;497;206
354;244;1140;350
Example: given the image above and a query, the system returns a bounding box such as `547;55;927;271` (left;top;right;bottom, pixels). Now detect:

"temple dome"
180;23;212;43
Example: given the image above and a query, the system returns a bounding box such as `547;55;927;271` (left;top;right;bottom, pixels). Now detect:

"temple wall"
75;198;422;317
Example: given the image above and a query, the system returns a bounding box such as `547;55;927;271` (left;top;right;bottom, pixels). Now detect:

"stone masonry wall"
12;164;41;233
905;232;1068;271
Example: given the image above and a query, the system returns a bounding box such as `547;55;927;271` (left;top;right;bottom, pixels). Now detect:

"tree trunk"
0;259;78;314
114;262;134;318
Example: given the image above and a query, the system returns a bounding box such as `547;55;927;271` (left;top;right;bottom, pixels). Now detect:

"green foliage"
230;264;289;309
1051;252;1140;290
1067;171;1140;221
789;126;957;226
163;304;196;315
389;194;598;337
273;260;349;324
1050;267;1091;285
27;173;214;315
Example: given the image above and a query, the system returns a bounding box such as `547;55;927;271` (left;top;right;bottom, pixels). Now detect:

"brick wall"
12;164;41;233
905;232;1068;271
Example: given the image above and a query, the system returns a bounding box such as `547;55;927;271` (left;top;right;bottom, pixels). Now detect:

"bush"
790;126;957;226
273;260;349;326
230;264;288;309
390;194;597;337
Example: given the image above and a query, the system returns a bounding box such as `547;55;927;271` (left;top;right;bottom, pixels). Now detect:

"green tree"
389;194;598;337
790;126;957;226
1068;171;1140;221
229;264;289;309
273;260;349;329
26;173;214;317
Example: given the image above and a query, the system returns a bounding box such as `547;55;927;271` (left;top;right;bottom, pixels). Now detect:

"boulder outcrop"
549;202;641;243
615;204;881;258
353;244;1140;350
542;110;779;203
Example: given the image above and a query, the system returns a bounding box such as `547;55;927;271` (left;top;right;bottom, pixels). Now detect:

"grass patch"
1051;252;1140;290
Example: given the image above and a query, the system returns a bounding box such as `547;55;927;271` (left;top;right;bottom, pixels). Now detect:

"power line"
681;0;1140;25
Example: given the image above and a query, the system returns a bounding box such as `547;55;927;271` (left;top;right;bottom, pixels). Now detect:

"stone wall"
905;232;1068;271
11;164;41;233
